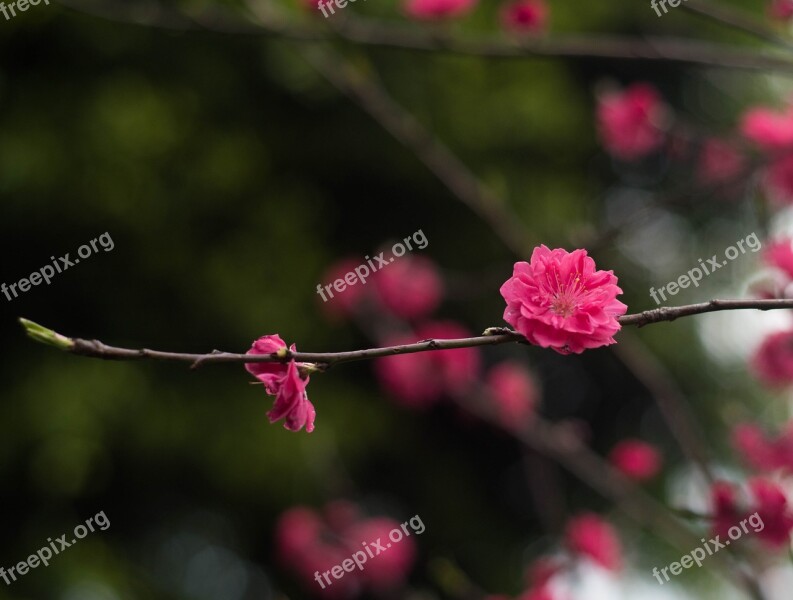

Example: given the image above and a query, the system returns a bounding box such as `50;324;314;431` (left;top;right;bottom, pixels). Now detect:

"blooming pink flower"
500;245;627;355
275;507;323;564
770;0;793;19
404;0;477;20
319;258;373;320
749;478;793;548
608;439;662;481
375;321;481;407
564;513;622;571
375;255;444;320
741;105;793;152
596;83;667;161
245;335;316;432
486;362;539;429
697;138;745;187
500;0;548;33
752;329;793;387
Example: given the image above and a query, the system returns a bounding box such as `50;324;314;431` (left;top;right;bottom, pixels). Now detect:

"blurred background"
1;0;793;598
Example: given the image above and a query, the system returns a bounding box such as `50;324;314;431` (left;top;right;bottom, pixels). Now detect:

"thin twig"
20;298;793;368
681;0;793;50
299;43;532;257
55;0;793;74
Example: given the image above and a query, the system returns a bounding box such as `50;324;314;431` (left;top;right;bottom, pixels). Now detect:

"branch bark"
20;298;793;368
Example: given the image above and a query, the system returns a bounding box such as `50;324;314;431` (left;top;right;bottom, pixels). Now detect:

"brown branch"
298;43;532;258
56;0;793;74
20;298;793;368
681;0;793;50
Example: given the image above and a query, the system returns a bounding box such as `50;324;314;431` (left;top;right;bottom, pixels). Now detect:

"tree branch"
19;298;793;368
56;0;793;74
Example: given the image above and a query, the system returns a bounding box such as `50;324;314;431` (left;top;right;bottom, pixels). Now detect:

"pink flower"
375;256;444;320
275;507;323;564
608;439;662;481
404;0;477;20
750;478;793;548
596;83;667;161
564;513;622;571
500;0;548;33
770;0;793;19
375;321;481;407
733;422;793;472
245;335;316;432
697;138;745;187
500;245;627;355
752;329;793;387
486;362;539;429
319;258;373;320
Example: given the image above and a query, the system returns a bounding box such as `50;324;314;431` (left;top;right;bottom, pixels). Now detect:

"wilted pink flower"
750;478;793;548
375;255;444;320
752;329;793;387
319;258;373;320
404;0;477;20
245;335;316;432
375;322;480;407
698;138;745;187
564;513;622;571
500;245;627;355
500;0;548;33
741;105;793;151
608;439;662;481
486;362;539;429
596;83;667;161
770;0;793;19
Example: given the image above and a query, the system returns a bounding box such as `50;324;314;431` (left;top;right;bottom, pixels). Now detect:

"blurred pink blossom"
375;255;444;320
608;439;662;481
500;0;548;33
752;329;793;387
564;512;622;571
375;321;481;407
596;83;667;161
486;361;539;429
404;0;477;20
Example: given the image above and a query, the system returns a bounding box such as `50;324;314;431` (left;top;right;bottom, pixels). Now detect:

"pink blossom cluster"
274;501;417;597
710;479;793;549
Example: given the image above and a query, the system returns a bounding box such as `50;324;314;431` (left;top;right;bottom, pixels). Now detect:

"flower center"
548;272;583;317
